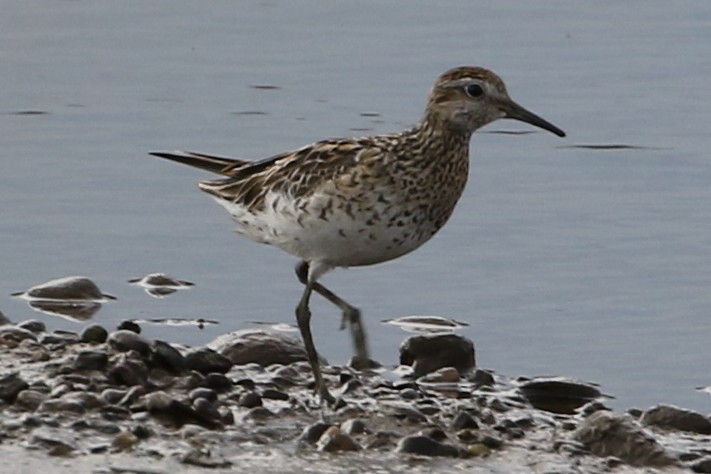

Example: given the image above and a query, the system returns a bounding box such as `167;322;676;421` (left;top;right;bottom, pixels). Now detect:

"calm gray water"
2;1;710;412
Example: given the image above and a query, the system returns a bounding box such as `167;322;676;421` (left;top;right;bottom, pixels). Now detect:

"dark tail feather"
149;150;248;176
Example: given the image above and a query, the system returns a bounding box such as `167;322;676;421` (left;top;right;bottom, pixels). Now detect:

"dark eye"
465;84;484;98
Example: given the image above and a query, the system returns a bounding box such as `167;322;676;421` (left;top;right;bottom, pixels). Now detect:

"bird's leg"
295;262;371;369
295;272;335;405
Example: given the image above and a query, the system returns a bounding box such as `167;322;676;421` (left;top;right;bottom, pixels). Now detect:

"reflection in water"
131;317;218;329
382;315;469;334
28;300;102;321
128;273;194;299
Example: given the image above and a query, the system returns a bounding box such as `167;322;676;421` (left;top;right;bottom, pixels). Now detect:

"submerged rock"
400;333;475;376
14;276;115;302
0;372;29;402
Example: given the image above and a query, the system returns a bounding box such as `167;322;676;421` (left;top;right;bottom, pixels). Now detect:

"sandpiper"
151;66;565;403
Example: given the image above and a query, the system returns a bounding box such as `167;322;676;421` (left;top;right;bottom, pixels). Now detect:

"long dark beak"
502;99;566;137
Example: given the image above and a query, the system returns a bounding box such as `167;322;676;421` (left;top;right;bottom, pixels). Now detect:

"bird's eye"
465;84;484;98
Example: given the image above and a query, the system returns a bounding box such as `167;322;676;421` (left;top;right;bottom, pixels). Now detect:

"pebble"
74;350;109;371
117;320;141;333
108;353;149;387
396;435;460;457
14;389;47;411
203;373;233;391
80;324;108;343
189;387;218;403
641;404;711;435
30;427;78;455
238;391;263;408
184;348;233;375
17;319;46;333
418;366;461;384
208;329;314;367
261;388;289;401
317;426;361;452
108;330;151;356
451;411;479;430
519;378;602;415
341;418;367;435
112;430;139;451
0;372;29;402
151;340;186;374
399;333;475;377
299;422;331;444
573;411;678;467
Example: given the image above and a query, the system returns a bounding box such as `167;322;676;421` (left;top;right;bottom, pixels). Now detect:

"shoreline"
1;319;709;473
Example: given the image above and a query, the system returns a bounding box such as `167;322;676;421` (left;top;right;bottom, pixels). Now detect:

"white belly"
214;190;435;268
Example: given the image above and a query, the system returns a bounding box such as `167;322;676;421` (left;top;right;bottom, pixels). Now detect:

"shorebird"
151;66;565;403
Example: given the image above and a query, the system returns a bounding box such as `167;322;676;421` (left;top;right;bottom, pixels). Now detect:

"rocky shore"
1;316;710;473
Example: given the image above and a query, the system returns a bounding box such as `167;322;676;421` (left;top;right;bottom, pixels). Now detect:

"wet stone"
108;353;149;387
519;378;602;415
15;389;47;411
317;426;361;452
193;397;222;425
261;388;289;401
469;369;496;387
40;331;79;346
108;330;151;356
0;326;37;343
80;324;108;343
189;387;218;403
573;411;678;467
112;430;139;451
452;411;479;430
238;391;263;408
208;329;313;367
74;350;109;371
117;320;141;333
151;340;186;374
17;320;46;333
184;348;233;375
400;333;475;377
244;406;273;420
641;404;711;435
203;373;233;391
30;428;78;454
341;418;367;435
299;422;331;444
38;398;86;414
418;366;461;384
691;457;711;473
0;373;29;403
396;435;460;457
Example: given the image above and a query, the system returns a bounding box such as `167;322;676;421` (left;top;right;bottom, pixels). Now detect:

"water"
2;1;711;412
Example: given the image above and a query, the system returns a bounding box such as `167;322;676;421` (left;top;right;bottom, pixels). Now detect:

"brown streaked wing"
198;138;387;212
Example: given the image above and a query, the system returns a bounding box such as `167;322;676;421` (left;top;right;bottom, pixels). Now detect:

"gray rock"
399;333;475;377
80;324;108;343
17;320;46;333
0;309;10;325
641;404;711;435
151;340;186;373
317;427;361;452
108;330;151;356
261;388;289;401
30;427;78;455
0;372;29;402
396;435;460;457
519;378;602;415
38;399;86;414
573;411;677;467
340;418;367;435
451;411;479;430
117;320;141;333
14;389;47;411
208;329;316;367
238;391;263;408
192;397;222;425
184;348;233;375
691;457;711;473
17;276;114;301
189;387;218;403
203;373;233;391
107;352;149;386
0;326;37;343
299;422;331;443
74;350;109;371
